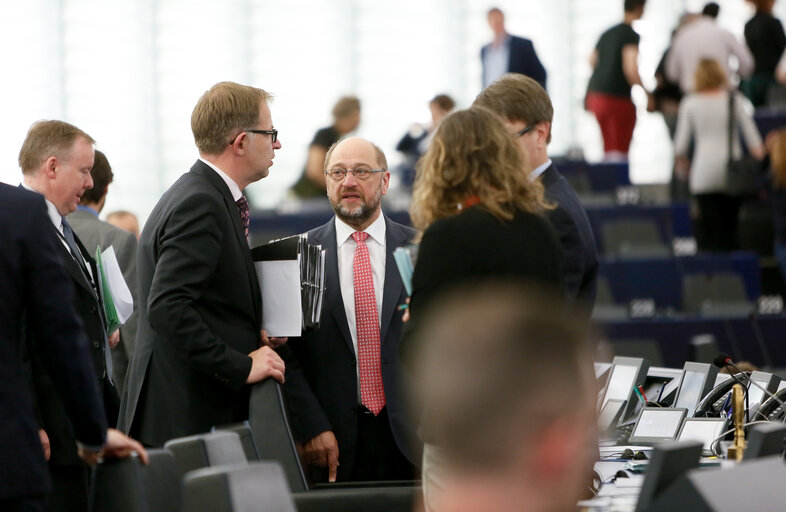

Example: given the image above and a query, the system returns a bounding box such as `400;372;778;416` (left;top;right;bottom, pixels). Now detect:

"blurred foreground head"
412;281;598;512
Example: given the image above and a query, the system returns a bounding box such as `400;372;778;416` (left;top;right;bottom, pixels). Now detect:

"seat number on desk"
629;298;656;318
758;295;784;315
672;237;697;257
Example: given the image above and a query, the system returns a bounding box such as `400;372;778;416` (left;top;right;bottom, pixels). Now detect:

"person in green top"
291;96;361;199
585;0;650;162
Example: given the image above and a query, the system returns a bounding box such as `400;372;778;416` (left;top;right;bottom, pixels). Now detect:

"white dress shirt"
335;213;386;390
530;158;553;182
199;157;243;201
483;35;511;88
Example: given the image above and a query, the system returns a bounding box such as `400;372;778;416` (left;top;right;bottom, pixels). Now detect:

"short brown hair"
81;150;113;205
324;139;388;171
694;58;728;92
331;96;361;120
410;106;549;232
18;120;95;175
474;73;554;143
412;281;594;469
191;81;272;155
430;94;455;112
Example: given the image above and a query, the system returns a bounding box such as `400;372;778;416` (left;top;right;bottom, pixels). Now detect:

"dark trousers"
0;496;46;512
694;193;743;252
45;464;89;512
349;407;414;482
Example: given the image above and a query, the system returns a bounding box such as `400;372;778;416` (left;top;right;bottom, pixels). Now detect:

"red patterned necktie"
351;231;386;415
236;196;250;238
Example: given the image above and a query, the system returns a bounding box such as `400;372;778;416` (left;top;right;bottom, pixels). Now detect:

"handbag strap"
727;90;735;166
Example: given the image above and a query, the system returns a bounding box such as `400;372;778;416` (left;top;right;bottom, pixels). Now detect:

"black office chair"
602;219;671;258
213;421;260;462
682;272;753;317
92;449;180;512
163;430;248;477
181;462;297;512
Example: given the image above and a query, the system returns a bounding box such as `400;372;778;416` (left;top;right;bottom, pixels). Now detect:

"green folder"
95;246;120;333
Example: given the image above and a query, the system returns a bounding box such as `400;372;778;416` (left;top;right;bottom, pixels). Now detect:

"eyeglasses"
516;125;536;137
229;128;278;145
324;167;386;181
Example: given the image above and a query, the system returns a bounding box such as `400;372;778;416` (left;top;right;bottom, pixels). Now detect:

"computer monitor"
635;441;703;512
673;362;718;415
713;373;731;388
603;357;650;421
747;371;781;407
745;423;786;460
598;399;627;431
628;408;689;446
677;417;727;456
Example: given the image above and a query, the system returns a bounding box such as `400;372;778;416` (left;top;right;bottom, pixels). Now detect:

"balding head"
324;137;390;231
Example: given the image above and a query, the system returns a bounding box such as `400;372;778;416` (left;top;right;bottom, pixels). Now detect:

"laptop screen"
678;418;727;453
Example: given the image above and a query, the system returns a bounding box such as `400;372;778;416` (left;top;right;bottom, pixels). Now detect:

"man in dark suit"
281;137;418;483
481;8;547;89
68;150;138;395
0;183;147;512
119;81;286;447
475;74;598;314
20;120;123;511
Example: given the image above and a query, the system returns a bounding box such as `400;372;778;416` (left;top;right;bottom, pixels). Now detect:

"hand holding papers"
252;235;326;337
94;246;134;333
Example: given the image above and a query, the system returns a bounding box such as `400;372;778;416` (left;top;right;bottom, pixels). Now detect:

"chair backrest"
164;431;247;477
248;379;310;492
682;272;752;316
92;449;180;512
610;339;664;367
213;421;260;462
602;219;670;257
181;462;296;512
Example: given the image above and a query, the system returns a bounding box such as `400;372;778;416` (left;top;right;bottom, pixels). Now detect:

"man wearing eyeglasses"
280;137;419;483
119;81;287;447
475;74;598;315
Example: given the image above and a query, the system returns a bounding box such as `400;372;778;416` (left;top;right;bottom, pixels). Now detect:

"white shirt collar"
335;212;386;247
530;158;553;181
21;182;63;232
199;157;243;202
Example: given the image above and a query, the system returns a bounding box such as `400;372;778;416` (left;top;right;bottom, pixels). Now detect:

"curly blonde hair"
410;106;549;232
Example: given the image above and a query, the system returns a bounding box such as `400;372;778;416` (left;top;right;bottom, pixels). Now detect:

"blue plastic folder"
393;245;418;296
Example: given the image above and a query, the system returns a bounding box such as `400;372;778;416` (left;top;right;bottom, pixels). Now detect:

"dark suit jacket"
119;160;261;446
26;193;116;468
402;206;564;368
281;215;418;481
482;35;547;89
68;208;139;396
0;184;106;500
540;164;598;313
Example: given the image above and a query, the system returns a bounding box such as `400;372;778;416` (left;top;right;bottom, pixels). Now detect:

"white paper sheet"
256;260;302;337
101;246;133;323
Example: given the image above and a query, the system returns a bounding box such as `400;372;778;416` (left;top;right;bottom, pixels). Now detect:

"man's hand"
78;428;149;466
108;330;120;349
304;430;340;482
246;346;285;384
39;429;50;461
260;329;287;349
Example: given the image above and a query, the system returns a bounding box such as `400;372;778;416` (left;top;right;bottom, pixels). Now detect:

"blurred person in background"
291;96;361;200
585;0;649;162
674;58;764;252
408;282;597;512
395;94;455;187
481;7;546;89
667;2;754;95
106;210;140;240
766;128;786;282
68;150;139;396
742;0;786;107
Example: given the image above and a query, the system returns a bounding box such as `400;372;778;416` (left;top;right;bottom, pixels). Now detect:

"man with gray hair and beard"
280;137;419;483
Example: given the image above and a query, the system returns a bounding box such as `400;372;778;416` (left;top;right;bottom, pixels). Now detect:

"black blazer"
404;205;564;364
26;190;116;467
540;164;598;313
0;185;106;500
482;35;547;89
280;215;419;481
119;160;262;446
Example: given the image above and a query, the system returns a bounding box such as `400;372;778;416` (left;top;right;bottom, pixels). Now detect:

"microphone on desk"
713;353;786;421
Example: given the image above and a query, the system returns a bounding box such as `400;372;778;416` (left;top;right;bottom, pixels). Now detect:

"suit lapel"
190;161;262;325
316;220;355;356
379;216;407;344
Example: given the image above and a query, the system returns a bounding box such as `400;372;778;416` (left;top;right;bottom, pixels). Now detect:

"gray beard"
331;186;383;227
